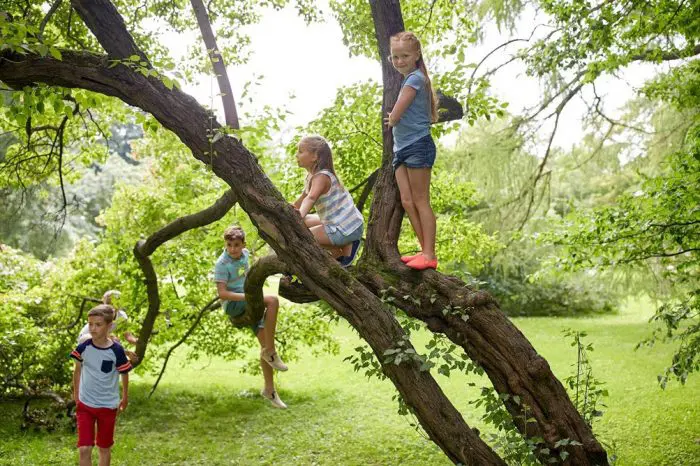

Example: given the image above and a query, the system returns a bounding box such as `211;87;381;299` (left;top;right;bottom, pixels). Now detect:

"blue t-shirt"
392;69;431;152
70;339;131;409
213;248;249;307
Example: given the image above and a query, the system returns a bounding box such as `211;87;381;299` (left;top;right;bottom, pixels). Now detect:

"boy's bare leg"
79;446;92;466
255;331;274;393
262;296;279;354
98;447;111;466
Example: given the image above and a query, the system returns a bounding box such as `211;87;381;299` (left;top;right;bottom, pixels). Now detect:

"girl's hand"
384;112;397;127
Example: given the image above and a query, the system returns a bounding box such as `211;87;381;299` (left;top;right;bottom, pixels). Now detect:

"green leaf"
48;47;62;60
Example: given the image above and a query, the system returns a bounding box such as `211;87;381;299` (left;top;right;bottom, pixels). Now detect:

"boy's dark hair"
88;304;116;323
223;225;246;242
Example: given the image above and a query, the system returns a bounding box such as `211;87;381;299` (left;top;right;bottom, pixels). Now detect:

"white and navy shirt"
310;170;364;235
70;339;131;409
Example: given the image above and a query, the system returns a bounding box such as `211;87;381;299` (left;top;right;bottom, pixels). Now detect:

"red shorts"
75;401;118;448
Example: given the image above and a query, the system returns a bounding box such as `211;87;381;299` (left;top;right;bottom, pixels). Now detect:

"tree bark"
0;0;609;463
365;1;607;464
364;0;406;263
190;0;240;129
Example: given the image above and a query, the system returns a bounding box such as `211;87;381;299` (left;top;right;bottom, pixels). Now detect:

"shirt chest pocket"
100;360;114;373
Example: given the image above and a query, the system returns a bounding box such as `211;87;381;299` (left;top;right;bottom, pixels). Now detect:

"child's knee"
78;446;92;456
413;196;432;210
400;196;415;211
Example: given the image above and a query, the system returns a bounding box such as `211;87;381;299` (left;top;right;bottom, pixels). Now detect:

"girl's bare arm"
385;86;417;127
298;175;331;217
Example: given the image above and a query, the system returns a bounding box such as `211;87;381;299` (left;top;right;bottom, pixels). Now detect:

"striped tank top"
311;170;364;235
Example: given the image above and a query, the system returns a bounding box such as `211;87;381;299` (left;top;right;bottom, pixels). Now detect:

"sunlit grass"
1;297;697;465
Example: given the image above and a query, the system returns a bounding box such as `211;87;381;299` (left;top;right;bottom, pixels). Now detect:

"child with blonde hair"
291;135;364;266
71;304;131;466
384;31;439;270
77;290;137;345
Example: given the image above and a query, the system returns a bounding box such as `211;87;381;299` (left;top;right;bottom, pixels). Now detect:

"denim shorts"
392;134;436;169
323;223;363;246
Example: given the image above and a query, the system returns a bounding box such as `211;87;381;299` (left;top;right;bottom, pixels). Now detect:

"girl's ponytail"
418;57;438;123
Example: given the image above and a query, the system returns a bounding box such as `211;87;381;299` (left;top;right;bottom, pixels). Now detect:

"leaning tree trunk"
0;0;608;463
355;1;608;464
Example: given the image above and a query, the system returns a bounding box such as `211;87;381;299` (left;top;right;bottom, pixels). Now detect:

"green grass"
1;298;698;465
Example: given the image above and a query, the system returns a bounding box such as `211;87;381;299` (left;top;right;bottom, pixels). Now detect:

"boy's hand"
118;398;128;414
125;350;139;365
384;112;397;127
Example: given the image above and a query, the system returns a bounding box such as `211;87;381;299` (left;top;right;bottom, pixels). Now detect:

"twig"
149;297;219;397
38;0;63;40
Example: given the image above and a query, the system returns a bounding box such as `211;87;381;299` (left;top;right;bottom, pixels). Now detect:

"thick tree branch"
2;1;604;463
69;0;150;63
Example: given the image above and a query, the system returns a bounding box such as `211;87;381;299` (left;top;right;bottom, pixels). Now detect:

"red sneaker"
400;252;422;263
406;255;438;270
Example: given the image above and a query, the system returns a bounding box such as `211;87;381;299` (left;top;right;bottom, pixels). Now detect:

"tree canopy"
1;0;698;464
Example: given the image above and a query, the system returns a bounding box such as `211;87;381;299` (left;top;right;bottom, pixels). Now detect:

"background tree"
4;0;695;463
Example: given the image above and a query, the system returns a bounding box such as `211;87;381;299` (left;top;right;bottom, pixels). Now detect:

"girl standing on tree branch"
384;31;439;270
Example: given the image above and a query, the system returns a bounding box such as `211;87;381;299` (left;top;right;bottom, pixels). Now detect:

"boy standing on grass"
70;304;131;466
214;225;288;409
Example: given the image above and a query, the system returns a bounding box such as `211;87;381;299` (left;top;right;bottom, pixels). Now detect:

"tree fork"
8;1;506;462
363;0;608;463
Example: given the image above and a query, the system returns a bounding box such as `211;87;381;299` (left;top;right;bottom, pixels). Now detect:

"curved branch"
140;189;237;256
149;297;220;397
630;43;700;61
231;254;289;326
64;295;101;330
132;189;237;365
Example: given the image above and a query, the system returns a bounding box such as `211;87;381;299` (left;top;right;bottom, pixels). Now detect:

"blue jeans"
392;134;436;169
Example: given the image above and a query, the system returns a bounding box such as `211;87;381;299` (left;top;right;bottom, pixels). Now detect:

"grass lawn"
1;297;698;465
